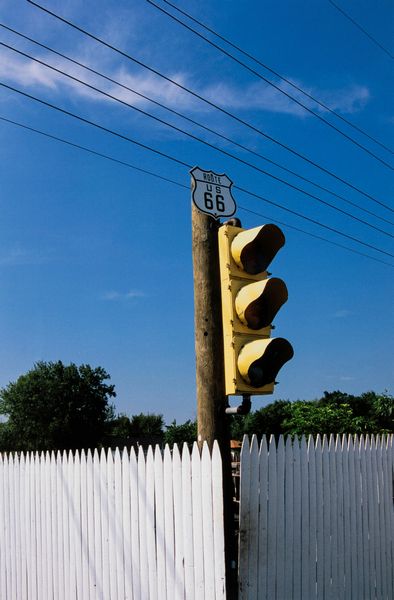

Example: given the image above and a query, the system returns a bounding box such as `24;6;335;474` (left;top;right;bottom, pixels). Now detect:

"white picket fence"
238;434;394;600
0;442;226;600
2;435;393;600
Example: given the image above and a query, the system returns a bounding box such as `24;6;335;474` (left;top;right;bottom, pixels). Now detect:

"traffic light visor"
235;277;288;330
237;337;294;387
231;224;285;274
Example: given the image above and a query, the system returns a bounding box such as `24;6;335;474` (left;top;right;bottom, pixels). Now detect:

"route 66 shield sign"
190;166;236;219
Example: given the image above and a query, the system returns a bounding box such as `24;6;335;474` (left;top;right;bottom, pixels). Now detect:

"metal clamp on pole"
225;394;252;415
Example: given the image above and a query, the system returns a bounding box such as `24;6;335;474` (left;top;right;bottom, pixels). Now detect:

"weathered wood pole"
191;202;228;450
191;201;237;599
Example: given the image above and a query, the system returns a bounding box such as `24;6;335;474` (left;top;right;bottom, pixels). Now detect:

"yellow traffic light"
218;223;294;395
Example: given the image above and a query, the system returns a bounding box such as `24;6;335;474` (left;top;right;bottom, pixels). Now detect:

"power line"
157;0;393;156
0;115;187;189
1;81;393;260
1;113;392;268
238;206;393;267
0;82;189;168
144;0;394;171
328;0;394;60
235;181;394;259
2;22;392;227
26;0;392;212
3;40;392;240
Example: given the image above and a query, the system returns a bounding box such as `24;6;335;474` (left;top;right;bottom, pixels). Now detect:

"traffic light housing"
218;222;293;395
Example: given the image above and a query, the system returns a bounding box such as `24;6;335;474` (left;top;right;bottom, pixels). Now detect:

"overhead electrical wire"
328;0;394;60
25;0;392;212
1;113;392;268
1;81;393;261
156;0;393;155
2;40;392;240
238;205;393;267
5;23;392;228
0;81;183;169
0;115;187;189
145;0;394;171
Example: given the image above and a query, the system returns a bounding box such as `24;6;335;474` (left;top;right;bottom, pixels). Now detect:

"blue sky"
0;0;393;424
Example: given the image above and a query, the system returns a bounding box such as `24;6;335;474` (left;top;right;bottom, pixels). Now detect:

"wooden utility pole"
191;202;228;450
191;201;237;599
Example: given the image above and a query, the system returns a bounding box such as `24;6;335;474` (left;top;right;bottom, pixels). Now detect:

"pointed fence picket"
0;442;226;600
238;434;394;600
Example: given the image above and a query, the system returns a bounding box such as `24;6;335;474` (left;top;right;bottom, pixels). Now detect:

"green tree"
0;421;16;450
129;413;164;438
105;413;165;448
226;392;394;439
229;415;247;441
164;419;197;447
372;391;394;431
241;400;292;440
282;401;355;436
317;390;394;433
107;414;133;438
0;361;115;452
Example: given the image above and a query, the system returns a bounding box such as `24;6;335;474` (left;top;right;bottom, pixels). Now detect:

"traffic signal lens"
235;277;288;329
248;364;265;388
238;338;294;387
231;224;285;274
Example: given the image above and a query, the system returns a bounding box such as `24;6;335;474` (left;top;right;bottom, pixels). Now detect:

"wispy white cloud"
324;374;355;382
332;309;353;318
102;290;146;301
0;52;59;90
0;48;194;109
107;67;197;110
0;246;50;266
204;78;370;116
0;45;371;118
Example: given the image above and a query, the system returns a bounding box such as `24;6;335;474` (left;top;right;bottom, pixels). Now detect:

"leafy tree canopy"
129;413;164;437
0;361;116;452
282;402;355;437
164;420;197;447
228;391;393;440
107;391;393;448
109;413;165;437
106;412;165;447
1;370;391;452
